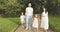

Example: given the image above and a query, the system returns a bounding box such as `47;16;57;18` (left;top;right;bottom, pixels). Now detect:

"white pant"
26;16;32;29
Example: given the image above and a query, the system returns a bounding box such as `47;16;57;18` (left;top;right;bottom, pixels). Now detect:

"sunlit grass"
0;17;20;32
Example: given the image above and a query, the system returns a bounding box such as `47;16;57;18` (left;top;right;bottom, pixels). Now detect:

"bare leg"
43;29;47;32
34;28;36;32
37;28;38;32
21;24;24;28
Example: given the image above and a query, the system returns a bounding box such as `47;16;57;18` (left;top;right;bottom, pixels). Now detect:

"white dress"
20;15;25;24
32;18;38;28
41;11;49;30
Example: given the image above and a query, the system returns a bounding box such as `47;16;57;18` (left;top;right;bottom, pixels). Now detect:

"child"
20;12;25;28
32;14;39;32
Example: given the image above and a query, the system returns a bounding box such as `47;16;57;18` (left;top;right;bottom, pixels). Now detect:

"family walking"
20;3;49;32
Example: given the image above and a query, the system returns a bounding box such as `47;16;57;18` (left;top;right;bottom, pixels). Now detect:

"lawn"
0;17;20;32
49;15;60;32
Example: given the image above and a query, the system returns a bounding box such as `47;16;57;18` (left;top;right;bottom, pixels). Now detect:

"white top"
25;7;33;16
41;11;48;19
20;15;25;22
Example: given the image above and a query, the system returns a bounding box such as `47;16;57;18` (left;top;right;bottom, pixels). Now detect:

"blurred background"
0;0;60;17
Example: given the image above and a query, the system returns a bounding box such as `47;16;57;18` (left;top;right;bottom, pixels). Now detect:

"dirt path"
12;24;54;32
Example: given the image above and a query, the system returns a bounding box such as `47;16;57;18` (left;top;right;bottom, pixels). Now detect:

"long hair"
42;6;48;13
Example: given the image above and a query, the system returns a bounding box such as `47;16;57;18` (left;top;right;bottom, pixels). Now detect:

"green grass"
0;17;20;32
49;15;60;32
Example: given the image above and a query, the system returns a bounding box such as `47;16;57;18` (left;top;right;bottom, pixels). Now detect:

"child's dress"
20;15;25;24
32;17;38;28
41;11;49;30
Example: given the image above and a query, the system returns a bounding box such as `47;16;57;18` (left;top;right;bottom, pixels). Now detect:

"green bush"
0;0;60;17
0;0;24;17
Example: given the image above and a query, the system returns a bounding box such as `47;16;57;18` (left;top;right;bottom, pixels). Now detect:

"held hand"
43;16;45;17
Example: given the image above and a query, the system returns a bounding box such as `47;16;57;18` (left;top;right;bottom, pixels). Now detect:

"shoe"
26;28;28;30
29;28;31;30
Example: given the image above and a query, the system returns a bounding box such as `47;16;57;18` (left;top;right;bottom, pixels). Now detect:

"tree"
46;0;60;15
0;0;60;17
0;0;24;17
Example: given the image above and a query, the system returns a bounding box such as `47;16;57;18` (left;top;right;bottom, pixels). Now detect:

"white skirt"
41;17;49;30
21;20;25;24
32;21;38;28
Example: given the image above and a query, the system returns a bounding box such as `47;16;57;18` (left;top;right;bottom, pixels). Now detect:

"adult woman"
41;7;49;32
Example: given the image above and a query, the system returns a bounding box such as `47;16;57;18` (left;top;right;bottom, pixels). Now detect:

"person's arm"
42;15;45;17
47;12;48;15
41;14;45;17
32;8;34;16
25;8;27;16
32;8;33;16
24;16;26;24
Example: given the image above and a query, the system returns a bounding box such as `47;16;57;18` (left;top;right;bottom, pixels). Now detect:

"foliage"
46;0;60;15
0;0;60;17
0;0;24;17
49;15;60;32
